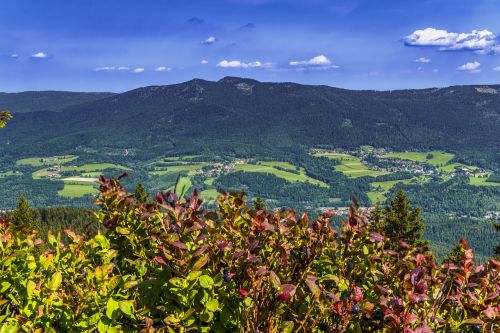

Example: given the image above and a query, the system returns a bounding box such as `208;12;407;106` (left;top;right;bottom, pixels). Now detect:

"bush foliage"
0;175;498;332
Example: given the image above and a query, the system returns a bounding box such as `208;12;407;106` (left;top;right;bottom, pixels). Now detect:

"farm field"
234;162;328;188
438;163;477;173
382;151;454;166
60;163;130;172
151;163;208;176
58;183;98;198
16;155;78;167
0;171;21;178
367;177;420;204
469;175;500;187
314;152;387;178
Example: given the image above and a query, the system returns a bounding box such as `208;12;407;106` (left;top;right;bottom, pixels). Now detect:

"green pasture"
0;171;22;178
16;155;78;167
61;163;130;172
382;151;454;166
438;163;477;173
234;163;328;188
469;175;500;187
58;182;98;198
367;178;419;204
151;163;208;176
314;152;386;178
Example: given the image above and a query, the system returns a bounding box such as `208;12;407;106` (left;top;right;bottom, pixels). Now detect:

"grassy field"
314;152;387;178
204;177;215;185
33;163;130;180
0;171;22;178
58;183;97;198
61;163;130;172
382;151;454;166
469;175;500;187
165;176;193;197
234;163;328;188
367;178;418;204
438;163;477;173
151;163;208;176
258;161;298;171
16;155;78;167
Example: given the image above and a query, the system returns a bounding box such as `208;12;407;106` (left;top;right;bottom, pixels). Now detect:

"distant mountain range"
0;91;115;113
1;77;499;162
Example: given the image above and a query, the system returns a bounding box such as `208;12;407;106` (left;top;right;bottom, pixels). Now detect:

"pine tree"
378;190;426;247
134;182;149;203
253;197;266;211
11;194;37;230
494;223;500;258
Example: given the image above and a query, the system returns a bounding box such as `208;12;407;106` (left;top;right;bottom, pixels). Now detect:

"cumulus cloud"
415;57;431;63
94;66;116;72
202;36;216;45
216;60;271;68
456;61;481;73
404;28;498;53
201;59;209;64
133;67;145;73
493;66;500;71
31;52;48;58
289;55;338;69
10;54;19;59
155;66;171;72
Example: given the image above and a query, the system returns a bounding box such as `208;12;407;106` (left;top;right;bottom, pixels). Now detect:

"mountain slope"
0;77;499;160
0;91;116;113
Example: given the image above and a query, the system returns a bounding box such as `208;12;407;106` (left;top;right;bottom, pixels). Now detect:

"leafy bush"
0;175;498;332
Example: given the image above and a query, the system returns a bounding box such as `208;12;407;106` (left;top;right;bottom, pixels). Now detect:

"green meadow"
58;182;98;198
382;151;454;166
235;162;328;188
151;162;208;176
469;175;500;187
16;155;78;167
314;152;387;178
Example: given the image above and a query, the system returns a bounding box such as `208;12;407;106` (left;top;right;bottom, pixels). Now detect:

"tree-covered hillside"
0;78;498;164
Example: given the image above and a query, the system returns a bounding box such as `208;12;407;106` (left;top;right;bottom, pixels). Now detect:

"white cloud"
433;69;439;73
493;66;500;71
289;55;339;69
155;66;171;72
202;36;216;45
405;28;498;53
10;54;19;58
31;52;48;58
94;66;116;71
201;59;209;64
133;67;145;73
456;61;481;73
417;66;424;71
415;57;431;63
216;60;271;68
117;66;130;71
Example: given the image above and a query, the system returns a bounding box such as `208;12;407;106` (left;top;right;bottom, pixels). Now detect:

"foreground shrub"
0;176;498;332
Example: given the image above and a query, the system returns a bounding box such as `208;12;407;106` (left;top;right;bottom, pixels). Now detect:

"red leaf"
154;256;167;266
170;241;188;250
239;289;250;297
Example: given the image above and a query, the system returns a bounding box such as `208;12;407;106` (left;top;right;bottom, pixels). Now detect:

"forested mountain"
0;91;115;113
0;78;498;258
0;77;498;163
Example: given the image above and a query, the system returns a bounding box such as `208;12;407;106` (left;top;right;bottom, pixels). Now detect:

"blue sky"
1;0;499;92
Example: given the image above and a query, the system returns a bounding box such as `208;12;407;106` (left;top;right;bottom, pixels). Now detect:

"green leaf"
206;299;219;312
48;272;62;291
0;323;19;333
26;280;36;298
118;300;135;318
106;298;120;320
281;321;295;333
199;275;214;289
